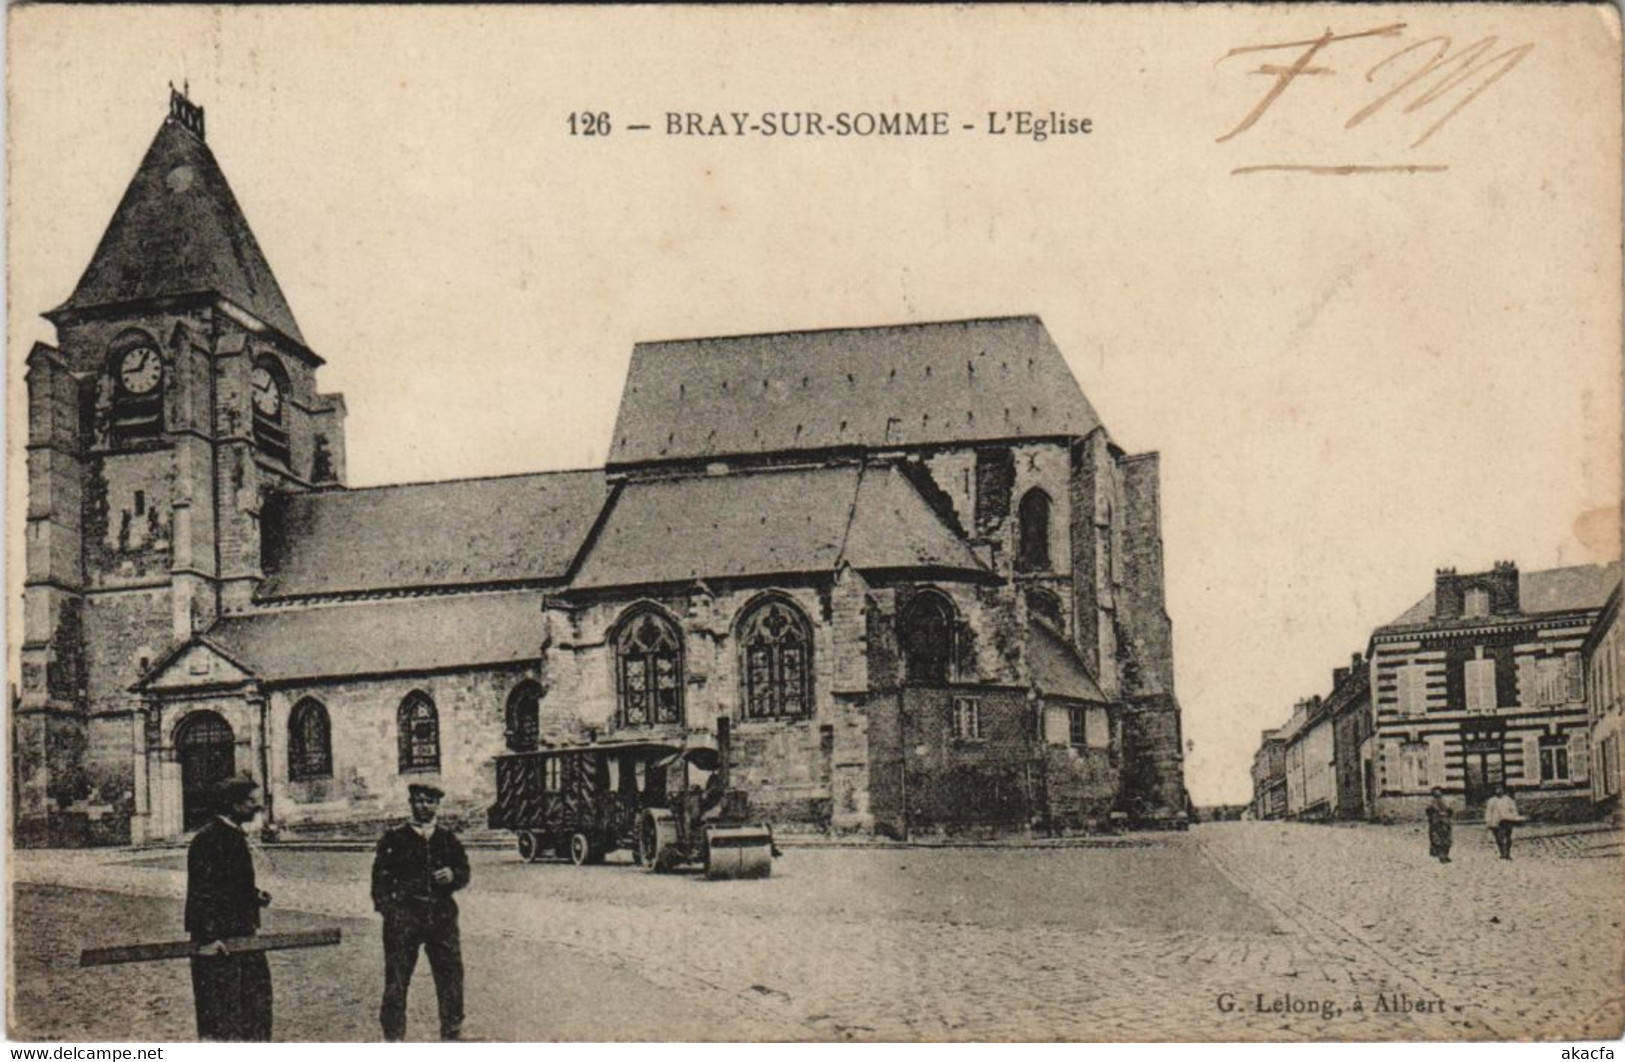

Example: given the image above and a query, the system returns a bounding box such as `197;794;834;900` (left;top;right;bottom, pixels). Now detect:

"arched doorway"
177;711;236;831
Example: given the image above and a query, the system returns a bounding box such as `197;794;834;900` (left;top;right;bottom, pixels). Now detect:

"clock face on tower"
118;346;162;395
252;365;282;418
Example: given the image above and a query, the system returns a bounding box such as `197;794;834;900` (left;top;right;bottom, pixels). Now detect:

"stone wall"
893;685;1037;836
83;588;173;712
1039;743;1118;830
267;664;542;837
1119;695;1187;818
1117;453;1174;698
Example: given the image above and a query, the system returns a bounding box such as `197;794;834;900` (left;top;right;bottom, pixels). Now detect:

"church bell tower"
15;89;347;845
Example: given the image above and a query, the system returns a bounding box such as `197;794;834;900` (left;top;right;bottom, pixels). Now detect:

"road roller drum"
704;826;774;879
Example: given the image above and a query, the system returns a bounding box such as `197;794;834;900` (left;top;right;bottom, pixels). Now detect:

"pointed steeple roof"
50;91;306;347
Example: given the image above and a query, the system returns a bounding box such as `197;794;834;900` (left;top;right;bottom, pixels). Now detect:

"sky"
7;6;1621;804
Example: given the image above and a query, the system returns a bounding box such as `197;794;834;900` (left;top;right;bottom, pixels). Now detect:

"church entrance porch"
177;710;237;830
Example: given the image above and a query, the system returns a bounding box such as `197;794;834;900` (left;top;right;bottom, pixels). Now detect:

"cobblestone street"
10;822;1621;1042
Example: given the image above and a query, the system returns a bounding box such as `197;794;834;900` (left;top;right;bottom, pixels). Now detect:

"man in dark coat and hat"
185;777;273;1041
371;783;470;1041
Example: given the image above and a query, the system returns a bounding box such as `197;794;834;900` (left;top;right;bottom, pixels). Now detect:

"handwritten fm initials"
1217;23;1534;174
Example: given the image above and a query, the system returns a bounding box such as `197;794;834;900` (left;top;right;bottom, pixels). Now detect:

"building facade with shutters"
1251;730;1287;820
1367;561;1620;823
1325;653;1375;820
1584;583;1622;819
1280;696;1336;821
14;91;1188;846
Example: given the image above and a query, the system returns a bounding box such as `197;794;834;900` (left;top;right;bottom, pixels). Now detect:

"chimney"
168;86;205;141
1433;567;1463;619
1333;667;1350;686
1489;560;1520;614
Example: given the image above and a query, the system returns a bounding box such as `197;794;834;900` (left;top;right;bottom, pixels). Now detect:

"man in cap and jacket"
185;777;273;1041
371;783;470;1041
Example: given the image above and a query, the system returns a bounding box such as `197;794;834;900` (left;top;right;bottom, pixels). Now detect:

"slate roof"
1026;619;1108;703
259;470;608;599
191;592;546;684
1384;562;1622;628
608;317;1102;466
570;463;989;590
51;110;306;345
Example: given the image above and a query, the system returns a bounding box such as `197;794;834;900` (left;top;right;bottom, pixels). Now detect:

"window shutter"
1465;660;1495;714
1570;730;1590;784
1426;735;1449;791
1399;666;1425;717
1380;740;1399;794
1521;732;1542;786
1565;653;1585;703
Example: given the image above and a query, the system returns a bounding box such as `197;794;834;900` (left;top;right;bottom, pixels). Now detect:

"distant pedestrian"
1424;788;1452;863
372;784;470;1041
185;777;273;1041
1484;784;1521;860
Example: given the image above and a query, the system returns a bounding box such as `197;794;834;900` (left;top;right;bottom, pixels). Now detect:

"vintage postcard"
5;3;1621;1045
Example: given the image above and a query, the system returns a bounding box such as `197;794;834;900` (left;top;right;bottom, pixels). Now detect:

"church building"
15;91;1187;846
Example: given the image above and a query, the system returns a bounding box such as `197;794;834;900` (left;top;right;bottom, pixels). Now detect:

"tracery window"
901;590;956;685
738;597;813;720
616;609;684;726
398;691;440;773
288;698;332;780
1016;489;1053;572
506;681;542;752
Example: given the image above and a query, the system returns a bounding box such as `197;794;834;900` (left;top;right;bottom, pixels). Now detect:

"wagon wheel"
568;831;598;867
516;831;544;864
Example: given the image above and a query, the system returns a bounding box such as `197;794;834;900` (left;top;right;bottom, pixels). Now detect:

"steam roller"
702;824;775;880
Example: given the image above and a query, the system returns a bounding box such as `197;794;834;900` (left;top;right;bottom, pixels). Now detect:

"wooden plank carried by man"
80;928;341;968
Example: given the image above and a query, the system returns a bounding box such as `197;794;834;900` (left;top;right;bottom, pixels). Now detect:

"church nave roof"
608;316;1103;468
570;462;992;591
259;469;609;600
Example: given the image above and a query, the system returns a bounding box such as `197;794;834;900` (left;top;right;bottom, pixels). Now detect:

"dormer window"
1464;588;1490;618
251;356;290;466
107;333;164;443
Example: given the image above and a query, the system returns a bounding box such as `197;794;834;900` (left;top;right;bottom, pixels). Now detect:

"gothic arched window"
738;597;814;720
615;609;684;727
506;681;543;752
288;698;332;780
1016;488;1053;572
901;590;957;685
398;691;440;773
